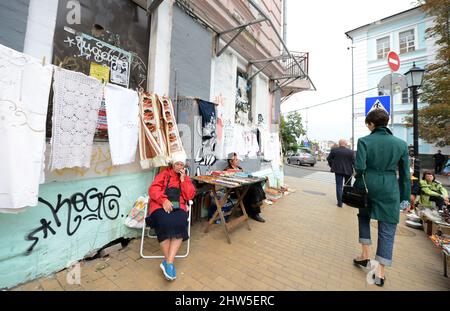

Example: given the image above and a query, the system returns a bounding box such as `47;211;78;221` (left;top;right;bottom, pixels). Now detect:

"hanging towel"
104;84;139;165
138;92;168;168
0;44;53;211
197;99;217;139
159;95;186;161
50;68;103;170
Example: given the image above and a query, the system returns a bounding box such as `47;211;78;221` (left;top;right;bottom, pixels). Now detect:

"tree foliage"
406;0;450;146
280;112;306;153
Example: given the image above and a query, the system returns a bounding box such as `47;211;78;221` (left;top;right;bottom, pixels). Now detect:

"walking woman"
146;153;196;281
352;109;410;287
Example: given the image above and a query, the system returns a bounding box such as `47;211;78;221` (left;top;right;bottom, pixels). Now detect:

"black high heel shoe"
353;258;370;268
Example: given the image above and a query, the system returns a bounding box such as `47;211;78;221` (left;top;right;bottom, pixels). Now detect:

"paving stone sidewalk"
12;176;450;291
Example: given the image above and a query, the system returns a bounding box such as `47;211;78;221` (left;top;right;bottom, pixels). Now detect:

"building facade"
0;0;312;288
345;6;449;165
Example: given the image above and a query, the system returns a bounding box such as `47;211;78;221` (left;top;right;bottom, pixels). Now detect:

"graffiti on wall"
53;0;150;90
24;185;122;254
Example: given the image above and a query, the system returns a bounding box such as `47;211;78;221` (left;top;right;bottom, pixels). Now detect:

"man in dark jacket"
327;139;355;207
433;150;446;174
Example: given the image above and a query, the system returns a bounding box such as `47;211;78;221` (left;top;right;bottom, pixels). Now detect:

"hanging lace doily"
50;68;103;170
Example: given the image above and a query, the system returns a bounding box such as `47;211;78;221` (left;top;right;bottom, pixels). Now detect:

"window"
402;89;411;104
376;36;390;59
47;0;150;141
399;29;415;54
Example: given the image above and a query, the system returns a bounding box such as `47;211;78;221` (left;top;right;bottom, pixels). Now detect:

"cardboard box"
437;223;450;236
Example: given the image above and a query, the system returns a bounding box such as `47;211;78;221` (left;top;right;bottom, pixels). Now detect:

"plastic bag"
124;196;148;229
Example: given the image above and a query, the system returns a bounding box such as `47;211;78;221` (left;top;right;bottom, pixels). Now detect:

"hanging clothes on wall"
263;130;274;161
197;99;217;140
194;99;218;175
104;83;139;165
233;124;247;158
249;131;260;158
138;92;168;168
0;44;53;211
50;68;103;170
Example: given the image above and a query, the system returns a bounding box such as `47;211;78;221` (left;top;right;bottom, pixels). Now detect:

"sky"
281;0;419;143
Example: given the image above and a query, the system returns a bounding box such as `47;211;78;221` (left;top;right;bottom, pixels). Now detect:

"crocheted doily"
50;68;103;170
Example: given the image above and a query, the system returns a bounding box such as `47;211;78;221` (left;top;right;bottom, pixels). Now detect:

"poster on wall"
235;73;251;126
110;59;130;88
89;62;110;82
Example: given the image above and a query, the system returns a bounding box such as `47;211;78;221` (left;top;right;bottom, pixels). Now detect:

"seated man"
224;152;266;222
419;171;449;211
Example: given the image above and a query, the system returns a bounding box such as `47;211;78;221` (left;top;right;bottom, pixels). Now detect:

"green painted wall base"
0;171;155;289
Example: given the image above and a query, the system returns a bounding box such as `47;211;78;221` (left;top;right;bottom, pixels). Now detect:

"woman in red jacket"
147;153;195;281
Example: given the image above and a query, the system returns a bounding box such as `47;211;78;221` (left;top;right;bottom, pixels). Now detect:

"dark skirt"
146;208;189;243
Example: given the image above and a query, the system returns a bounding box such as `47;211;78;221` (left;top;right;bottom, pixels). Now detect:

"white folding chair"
140;198;193;259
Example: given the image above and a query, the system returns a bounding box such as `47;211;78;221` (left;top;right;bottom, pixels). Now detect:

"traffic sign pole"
387;51;400;132
390;71;394;130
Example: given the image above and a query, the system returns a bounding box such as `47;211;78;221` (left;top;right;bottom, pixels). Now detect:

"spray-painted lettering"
24;186;121;254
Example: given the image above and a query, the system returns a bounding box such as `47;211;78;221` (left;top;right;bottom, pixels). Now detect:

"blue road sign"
365;96;390;116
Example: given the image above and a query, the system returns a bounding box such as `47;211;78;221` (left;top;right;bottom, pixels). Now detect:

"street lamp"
404;62;425;178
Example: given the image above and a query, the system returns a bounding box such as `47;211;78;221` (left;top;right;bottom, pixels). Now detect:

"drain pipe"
283;0;287;50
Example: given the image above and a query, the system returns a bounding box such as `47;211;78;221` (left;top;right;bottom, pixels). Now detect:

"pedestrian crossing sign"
365;96;390;116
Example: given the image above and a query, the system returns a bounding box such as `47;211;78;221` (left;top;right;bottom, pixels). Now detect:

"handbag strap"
361;174;368;193
347;169;368;193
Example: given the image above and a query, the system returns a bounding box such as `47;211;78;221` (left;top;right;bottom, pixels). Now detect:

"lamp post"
348;45;355;151
404;62;425;178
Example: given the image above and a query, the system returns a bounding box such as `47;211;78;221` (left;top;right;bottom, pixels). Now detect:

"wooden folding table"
192;175;266;244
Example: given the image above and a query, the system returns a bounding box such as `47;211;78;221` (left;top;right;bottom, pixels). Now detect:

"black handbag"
342;174;369;209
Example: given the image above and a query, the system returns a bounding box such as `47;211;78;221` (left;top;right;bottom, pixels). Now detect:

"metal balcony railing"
278;51;309;80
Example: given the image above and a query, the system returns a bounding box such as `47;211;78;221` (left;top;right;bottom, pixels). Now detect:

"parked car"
286;148;317;167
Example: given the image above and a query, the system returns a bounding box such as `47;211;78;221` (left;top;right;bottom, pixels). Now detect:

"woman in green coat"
352;109;410;287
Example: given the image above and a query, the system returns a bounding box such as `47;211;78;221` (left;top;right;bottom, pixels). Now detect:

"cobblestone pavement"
12;175;450;291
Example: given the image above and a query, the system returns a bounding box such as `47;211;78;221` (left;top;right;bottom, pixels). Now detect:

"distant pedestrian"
352;109;410;287
433;150;446;174
327;139;354;207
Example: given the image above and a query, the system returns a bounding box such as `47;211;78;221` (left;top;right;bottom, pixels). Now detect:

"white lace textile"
50;68;103;170
0;44;53;211
104;83;139;165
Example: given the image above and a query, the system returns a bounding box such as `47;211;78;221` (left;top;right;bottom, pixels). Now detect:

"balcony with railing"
170;0;315;97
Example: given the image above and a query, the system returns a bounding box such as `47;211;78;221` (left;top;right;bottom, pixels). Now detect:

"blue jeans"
358;211;397;267
335;174;352;205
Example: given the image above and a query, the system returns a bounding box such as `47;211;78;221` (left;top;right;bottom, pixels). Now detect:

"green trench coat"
354;127;411;224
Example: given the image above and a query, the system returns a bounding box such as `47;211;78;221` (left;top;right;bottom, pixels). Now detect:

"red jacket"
148;168;196;215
